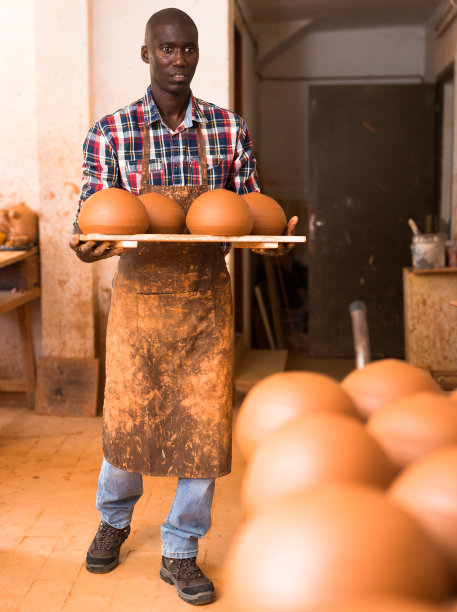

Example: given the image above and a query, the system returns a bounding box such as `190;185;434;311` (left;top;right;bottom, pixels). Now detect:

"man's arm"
70;123;125;263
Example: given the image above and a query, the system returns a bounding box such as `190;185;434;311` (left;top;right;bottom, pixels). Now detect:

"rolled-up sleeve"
226;118;260;195
75;122;120;221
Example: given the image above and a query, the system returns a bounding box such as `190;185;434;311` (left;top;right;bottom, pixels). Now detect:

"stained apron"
102;123;233;478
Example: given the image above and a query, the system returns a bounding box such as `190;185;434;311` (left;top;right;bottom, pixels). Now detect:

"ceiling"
244;0;446;29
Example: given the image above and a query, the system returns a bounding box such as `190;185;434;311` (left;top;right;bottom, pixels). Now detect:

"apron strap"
140;122;209;193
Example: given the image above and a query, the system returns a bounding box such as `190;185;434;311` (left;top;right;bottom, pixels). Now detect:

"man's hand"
252;216;299;257
69;234;125;263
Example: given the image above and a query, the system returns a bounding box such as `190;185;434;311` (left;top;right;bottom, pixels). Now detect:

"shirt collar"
143;85;208;128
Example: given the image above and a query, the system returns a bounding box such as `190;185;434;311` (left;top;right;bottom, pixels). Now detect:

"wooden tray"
79;233;307;249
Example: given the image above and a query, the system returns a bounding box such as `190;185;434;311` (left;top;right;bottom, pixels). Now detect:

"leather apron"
102;123;233;478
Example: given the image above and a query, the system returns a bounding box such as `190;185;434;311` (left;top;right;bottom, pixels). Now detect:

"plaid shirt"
77;86;260;216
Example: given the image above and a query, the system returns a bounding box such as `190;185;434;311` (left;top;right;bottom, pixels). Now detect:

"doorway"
307;84;436;358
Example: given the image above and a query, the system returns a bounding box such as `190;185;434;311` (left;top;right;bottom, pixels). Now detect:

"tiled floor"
0;354;354;612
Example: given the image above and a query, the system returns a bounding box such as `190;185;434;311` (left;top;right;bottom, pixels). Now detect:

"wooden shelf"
0;247;40;409
0;288;41;315
0;247;38;269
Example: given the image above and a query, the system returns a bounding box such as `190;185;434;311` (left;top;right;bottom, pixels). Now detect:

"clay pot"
185;189;253;235
7;203;39;244
225;483;449;612
241;192;287;235
341;359;441;420
241;412;395;517
78;187;150;234
367;391;457;471
138;192;185;234
235;371;359;461
390;446;457;582
312;598;446;612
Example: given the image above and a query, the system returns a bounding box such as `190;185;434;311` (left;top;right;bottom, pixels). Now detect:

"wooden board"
79;233;306;249
234;349;288;393
35;356;99;416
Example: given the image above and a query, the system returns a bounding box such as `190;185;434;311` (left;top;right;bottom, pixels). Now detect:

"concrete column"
34;0;95;358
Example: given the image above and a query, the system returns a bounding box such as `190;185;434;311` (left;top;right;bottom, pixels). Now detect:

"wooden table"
403;266;457;390
0;247;40;408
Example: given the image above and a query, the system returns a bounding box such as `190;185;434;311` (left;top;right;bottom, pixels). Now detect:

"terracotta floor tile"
0;596;22;612
37;550;84;581
0;526;27;551
61;594;112;612
18;579;72;612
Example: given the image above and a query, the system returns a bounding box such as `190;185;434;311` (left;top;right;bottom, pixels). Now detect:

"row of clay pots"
77;187;287;236
226;360;457;612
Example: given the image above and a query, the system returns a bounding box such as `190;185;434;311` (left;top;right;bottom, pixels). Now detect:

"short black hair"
145;8;198;45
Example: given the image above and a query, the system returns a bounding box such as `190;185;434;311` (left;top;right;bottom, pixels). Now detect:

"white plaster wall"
0;1;40;378
262;26;426;79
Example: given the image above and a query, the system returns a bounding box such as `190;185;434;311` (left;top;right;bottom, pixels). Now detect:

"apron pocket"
136;290;216;344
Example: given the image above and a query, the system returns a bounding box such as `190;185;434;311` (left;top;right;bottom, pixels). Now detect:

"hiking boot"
160;555;216;605
85;521;131;574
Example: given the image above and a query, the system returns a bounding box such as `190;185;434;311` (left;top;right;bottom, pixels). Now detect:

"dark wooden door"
308;84;435;357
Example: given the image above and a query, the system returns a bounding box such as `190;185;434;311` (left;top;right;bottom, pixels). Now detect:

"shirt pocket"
136;290;216;345
125;159;164;190
205;156;231;189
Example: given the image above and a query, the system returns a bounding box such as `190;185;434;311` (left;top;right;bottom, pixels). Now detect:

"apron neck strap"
140;122;208;192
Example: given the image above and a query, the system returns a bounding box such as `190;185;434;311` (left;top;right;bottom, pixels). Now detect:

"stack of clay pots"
186;189;287;235
77;187;288;237
77;187;187;235
225;359;457;612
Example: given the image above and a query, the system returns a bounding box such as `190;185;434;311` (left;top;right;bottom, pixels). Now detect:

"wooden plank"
0;288;40;315
264;257;285;349
80;233;305;244
234;349;288;393
35;356;99;416
0;247;38;269
0;379;27;391
17;304;36;409
412;267;457;275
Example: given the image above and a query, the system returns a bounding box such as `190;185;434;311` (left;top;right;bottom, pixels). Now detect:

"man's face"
141;23;199;96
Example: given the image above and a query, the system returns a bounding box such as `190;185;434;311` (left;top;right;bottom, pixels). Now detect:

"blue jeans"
96;457;215;558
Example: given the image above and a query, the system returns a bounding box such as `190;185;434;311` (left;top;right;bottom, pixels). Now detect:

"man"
70;8;297;606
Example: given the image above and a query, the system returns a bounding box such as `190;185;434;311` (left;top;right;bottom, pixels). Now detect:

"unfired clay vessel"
235;371;359;461
241;411;395;517
78;187;150;235
139;192;185;234
225;483;449;612
241;192;287;235
390;445;457;584
186;189;253;235
367;390;457;471
341;358;441;420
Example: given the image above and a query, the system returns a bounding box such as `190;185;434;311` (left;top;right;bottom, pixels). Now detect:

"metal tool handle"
349;301;371;369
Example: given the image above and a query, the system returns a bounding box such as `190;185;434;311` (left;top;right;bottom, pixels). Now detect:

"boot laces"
174;558;203;583
94;523;128;551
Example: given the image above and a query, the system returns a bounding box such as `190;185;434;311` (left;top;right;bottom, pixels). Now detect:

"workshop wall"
255;24;428;263
426;0;457;242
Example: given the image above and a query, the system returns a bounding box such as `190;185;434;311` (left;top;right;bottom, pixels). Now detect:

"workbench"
0;247;40;408
403;266;457;389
